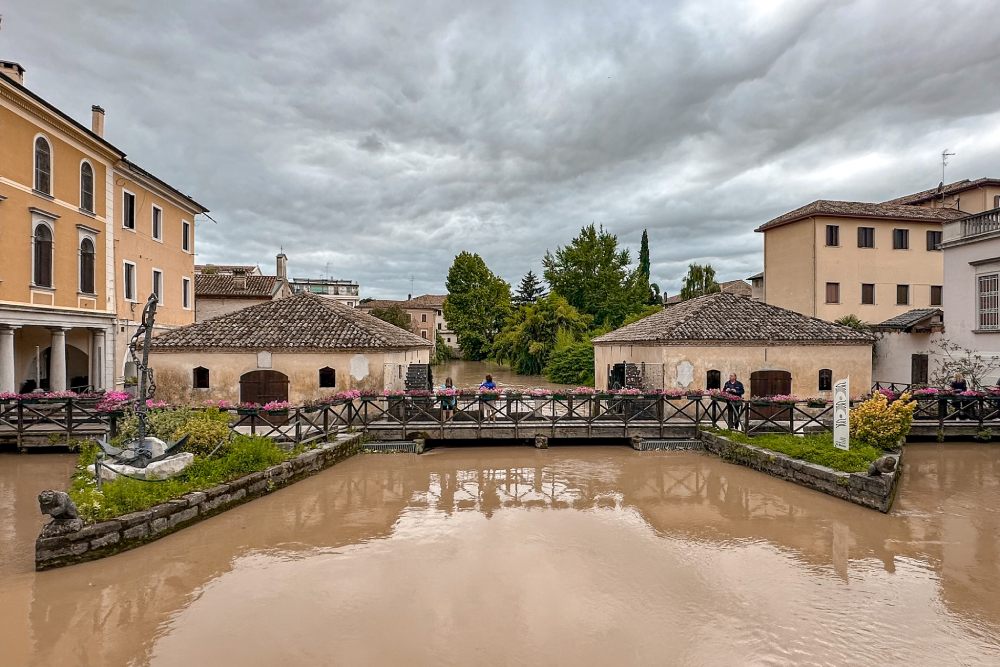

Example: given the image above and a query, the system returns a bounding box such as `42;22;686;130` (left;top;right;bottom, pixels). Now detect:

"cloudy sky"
5;1;1000;297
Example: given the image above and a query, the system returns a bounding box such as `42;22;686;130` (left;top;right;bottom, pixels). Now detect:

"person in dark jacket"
950;373;972;419
723;374;745;397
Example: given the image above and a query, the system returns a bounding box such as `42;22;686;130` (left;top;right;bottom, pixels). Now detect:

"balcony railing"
943;207;1000;244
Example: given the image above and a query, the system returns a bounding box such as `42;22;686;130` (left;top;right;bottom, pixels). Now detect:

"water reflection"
1;445;999;665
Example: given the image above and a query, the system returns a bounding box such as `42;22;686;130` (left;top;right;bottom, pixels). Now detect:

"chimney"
91;105;105;137
233;267;247;290
0;61;25;85
276;253;287;282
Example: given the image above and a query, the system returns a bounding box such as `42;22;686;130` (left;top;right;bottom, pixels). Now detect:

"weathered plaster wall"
149;347;431;403
594;343;872;395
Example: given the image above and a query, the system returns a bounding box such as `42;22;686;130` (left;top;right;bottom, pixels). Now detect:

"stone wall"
35;435;363;570
699;431;901;513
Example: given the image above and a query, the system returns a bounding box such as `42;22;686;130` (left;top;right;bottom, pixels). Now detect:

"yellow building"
0;61;207;393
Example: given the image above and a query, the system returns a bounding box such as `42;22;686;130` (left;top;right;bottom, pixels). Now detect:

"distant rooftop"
883;178;1000;206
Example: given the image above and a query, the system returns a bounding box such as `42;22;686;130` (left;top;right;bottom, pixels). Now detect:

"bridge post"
414;438;425;454
534;434;548;449
631;435;643;451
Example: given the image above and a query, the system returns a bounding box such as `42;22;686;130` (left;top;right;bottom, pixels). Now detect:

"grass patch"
707;428;883;473
70;435;295;522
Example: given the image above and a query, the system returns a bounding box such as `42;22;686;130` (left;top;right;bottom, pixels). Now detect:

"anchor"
92;294;192;484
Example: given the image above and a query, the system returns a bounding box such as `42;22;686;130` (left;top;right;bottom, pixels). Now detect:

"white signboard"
833;377;850;450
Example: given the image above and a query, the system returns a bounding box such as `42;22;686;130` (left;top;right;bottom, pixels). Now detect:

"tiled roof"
883;178;1000;206
663;279;752;305
195;274;278;298
873;308;943;331
747;271;763;280
755;200;968;232
359;299;407;310
408;294;447;308
593;292;873;345
151;292;431;351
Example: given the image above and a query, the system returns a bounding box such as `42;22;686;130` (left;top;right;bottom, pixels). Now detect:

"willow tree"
679;263;720;301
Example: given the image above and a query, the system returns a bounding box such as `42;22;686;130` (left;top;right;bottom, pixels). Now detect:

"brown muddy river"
1;444;999;666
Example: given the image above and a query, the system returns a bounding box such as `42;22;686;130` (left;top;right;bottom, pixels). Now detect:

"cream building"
592;293;873;397
0;61;206;393
757;179;1000;324
195;254;292;322
149;292;432;404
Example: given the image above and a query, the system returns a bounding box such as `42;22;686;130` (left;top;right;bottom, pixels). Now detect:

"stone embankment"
36;434;363;570
698;431;901;513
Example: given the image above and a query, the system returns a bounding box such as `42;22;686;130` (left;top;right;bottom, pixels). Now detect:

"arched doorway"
750;370;791;397
20;345;90;392
239;370;289;405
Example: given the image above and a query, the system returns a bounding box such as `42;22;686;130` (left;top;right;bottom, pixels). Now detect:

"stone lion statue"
38;490;83;536
868;455;898;477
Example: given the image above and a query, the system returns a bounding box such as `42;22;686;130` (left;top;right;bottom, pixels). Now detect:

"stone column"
90;328;106;390
0;326;16;393
49;328;68;392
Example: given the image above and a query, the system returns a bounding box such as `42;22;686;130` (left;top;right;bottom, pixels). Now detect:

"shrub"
544;340;595;386
850;392;916;449
172;408;232;455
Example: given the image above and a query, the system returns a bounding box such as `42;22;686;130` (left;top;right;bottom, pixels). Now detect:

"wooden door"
240;370;289;405
750;370;791;397
911;354;929;385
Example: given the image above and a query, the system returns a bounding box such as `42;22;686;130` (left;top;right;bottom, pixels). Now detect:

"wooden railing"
6;392;999;448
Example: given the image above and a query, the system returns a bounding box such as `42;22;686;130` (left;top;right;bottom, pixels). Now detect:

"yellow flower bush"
850;392;916;449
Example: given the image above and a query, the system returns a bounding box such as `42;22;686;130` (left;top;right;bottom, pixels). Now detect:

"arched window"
193;366;210;389
80;161;94;212
79;237;95;294
34;137;52;194
818;369;833;391
33;224;53;287
706;369;721;390
319;366;336;388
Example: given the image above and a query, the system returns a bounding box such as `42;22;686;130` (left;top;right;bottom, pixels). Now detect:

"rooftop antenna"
324;261;330;280
941;149;955;184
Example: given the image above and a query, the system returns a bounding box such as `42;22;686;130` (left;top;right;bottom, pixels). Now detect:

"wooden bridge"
3;393;998;450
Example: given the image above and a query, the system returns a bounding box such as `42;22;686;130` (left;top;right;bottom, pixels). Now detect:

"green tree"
369;304;412;331
678;263;720;301
433;333;454;364
834;314;869;332
444;252;512;360
514;270;546;307
649;282;663;305
491;294;592;375
544;331;595;386
542;224;646;327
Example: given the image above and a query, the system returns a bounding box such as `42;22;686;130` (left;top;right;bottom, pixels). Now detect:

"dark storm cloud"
5;0;1000;296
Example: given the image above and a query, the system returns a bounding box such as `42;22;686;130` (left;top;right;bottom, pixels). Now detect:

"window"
421;313;427;322
861;283;875;305
978;274;999;330
994;195;1000;209
34;136;51;194
893;229;909;249
858;227;875;248
123;261;136;301
818;369;832;391
706;370;721;390
319;367;336;388
421;330;428;339
152;205;162;241
896;284;909;305
927;230;942;251
80;162;94;212
152;269;163;302
437;322;442;330
825;225;839;246
33;224;53;287
79;238;95;294
181;220;191;251
825;282;840;304
930;285;943;307
193;366;210;389
182;277;191;309
122;191;136;230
